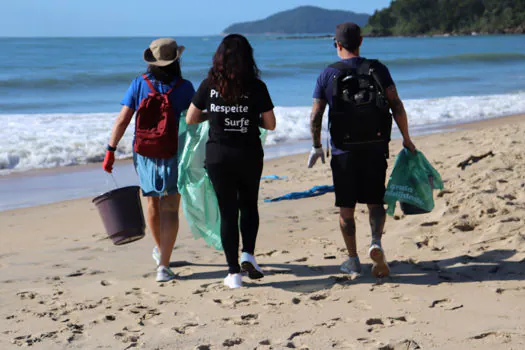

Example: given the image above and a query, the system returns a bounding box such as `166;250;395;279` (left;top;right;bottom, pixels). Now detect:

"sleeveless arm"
108;105;135;148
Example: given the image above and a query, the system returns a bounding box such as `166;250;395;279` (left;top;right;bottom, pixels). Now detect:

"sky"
1;0;391;37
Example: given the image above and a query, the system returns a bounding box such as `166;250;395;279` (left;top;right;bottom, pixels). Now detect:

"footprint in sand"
66;246;90;252
223;297;254;308
366;318;384;326
232;313;259;326
386;316;415;325
193;282;222;295
222;337;244;347
420;221;439;227
470;331;514;341
66;268;87;278
124;287;144;297
380;339;421;349
172;322;200;334
195;345;211;350
17;291;37;300
114;331;141;344
257;249;278;257
309;293;328;301
316;318;341;329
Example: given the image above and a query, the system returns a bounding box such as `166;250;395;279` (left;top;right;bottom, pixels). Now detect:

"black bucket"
92;186;146;245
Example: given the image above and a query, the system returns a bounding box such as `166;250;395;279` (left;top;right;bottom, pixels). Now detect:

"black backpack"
329;59;392;151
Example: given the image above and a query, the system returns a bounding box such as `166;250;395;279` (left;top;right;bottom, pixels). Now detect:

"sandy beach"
1;115;524;349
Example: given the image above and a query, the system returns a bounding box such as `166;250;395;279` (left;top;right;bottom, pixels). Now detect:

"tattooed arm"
385;85;416;152
310;98;327;148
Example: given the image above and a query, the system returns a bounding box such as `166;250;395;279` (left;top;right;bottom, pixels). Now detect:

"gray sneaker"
340;256;362;275
156;265;176;282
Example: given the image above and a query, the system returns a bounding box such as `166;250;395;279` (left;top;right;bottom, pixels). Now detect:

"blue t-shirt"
313;57;394;154
121;73;195;118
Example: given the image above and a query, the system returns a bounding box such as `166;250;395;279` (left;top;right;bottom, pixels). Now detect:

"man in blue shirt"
308;23;416;278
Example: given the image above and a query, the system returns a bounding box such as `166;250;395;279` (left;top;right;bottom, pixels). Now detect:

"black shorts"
330;150;388;208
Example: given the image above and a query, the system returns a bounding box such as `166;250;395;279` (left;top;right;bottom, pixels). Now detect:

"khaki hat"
143;38;185;67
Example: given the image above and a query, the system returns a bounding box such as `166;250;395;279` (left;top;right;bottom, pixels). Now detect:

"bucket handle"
108;172;119;189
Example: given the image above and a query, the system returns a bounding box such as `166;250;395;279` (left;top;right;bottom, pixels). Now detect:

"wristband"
106;144;117;152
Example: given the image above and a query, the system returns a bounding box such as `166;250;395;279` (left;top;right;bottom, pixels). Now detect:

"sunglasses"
333;38;338;48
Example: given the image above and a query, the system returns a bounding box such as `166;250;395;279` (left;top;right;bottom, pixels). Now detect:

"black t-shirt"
192;78;274;164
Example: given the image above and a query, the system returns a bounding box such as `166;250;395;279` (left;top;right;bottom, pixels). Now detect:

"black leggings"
207;160;263;274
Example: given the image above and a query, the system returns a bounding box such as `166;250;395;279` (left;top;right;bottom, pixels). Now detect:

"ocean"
1;35;525;209
2;35;525;173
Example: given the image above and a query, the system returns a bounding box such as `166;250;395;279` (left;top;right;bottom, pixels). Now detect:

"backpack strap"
328;61;354;73
166;79;184;95
357;59;386;93
356;59;377;75
142;74;184;95
142;74;157;94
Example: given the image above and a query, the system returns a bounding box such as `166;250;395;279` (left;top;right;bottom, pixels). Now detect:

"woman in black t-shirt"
186;34;276;289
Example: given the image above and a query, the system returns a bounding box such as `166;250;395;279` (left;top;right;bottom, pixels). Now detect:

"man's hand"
307;147;325;168
403;138;416;153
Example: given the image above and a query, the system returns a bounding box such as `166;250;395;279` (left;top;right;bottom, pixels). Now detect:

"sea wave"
384;52;525;67
1;91;525;174
264;52;525;71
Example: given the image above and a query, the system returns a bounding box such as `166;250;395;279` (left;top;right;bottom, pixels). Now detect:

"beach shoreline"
1;113;523;212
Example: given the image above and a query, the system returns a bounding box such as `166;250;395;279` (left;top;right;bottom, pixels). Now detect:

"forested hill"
223;6;369;34
365;0;525;36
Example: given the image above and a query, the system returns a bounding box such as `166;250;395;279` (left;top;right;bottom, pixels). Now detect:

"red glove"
102;150;115;173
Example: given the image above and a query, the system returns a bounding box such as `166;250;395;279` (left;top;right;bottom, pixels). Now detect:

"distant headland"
223;6;369;35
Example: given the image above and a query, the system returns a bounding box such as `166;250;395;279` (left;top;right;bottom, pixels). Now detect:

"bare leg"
159;194;180;267
339;207;357;257
367;204;386;245
146;197;161;248
367;204;390;278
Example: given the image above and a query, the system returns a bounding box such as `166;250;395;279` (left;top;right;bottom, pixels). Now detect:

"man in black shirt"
308;22;416;278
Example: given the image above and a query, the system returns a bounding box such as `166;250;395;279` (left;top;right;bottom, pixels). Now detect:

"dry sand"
1;115;524;349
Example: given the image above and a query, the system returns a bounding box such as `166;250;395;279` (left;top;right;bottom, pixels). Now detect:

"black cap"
335;22;362;51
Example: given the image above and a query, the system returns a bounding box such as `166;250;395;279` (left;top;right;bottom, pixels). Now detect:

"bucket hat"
143;38;185;67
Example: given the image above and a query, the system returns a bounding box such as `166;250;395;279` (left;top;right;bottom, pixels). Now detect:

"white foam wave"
266;92;525;145
2;92;525;174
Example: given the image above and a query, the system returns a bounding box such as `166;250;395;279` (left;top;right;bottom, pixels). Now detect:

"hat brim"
143;46;185;67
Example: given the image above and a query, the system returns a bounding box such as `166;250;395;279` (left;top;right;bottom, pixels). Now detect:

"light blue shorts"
133;153;179;197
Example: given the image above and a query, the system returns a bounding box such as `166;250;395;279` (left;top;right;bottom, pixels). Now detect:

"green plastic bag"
177;113;267;250
384;149;444;216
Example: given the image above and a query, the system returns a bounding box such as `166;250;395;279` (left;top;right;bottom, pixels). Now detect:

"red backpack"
134;74;183;159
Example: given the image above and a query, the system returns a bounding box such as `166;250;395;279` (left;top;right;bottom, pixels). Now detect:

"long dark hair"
207;34;260;103
147;60;182;84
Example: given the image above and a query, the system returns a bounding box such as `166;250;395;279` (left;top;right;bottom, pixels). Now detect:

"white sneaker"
156;265;176;282
224;273;242;289
240;252;264;279
152;246;160;266
340;256;362;275
369;244;390;278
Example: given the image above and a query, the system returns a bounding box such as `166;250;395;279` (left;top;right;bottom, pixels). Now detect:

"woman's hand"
102;150;115;173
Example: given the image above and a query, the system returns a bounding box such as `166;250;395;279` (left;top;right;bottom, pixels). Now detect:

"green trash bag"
177;113;267;250
383;148;444;216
